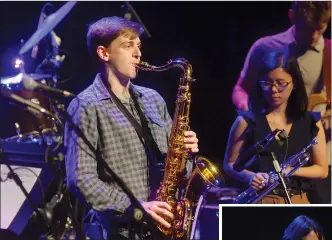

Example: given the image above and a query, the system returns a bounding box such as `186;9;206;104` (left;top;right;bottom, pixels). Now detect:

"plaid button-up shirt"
65;73;172;213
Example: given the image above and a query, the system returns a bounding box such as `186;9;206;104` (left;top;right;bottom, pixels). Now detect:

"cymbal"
19;1;77;55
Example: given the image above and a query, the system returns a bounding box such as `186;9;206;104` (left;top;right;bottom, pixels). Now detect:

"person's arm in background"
232;39;264;110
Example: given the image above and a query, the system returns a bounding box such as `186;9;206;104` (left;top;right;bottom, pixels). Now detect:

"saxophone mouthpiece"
136;61;153;71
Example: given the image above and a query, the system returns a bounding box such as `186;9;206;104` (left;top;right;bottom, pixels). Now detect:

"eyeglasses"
259;80;292;91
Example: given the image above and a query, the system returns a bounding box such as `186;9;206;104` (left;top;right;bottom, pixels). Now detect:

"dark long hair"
282;215;325;240
256;53;308;121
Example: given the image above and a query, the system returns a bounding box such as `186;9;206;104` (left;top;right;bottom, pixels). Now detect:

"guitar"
308;93;331;164
307;93;327;112
307;94;331;125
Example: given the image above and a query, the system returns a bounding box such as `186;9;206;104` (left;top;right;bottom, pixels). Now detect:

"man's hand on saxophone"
142;201;174;228
184;130;199;153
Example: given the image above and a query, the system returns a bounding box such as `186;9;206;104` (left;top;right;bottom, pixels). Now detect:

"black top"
238;110;321;191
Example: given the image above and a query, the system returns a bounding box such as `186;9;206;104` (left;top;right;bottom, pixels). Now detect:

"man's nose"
133;46;141;59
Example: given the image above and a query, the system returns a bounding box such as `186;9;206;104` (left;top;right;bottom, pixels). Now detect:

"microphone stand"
270;152;292;204
55;105;165;240
123;1;151;38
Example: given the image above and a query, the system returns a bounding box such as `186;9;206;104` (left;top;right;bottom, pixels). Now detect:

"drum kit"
1;1;77;144
0;2;78;239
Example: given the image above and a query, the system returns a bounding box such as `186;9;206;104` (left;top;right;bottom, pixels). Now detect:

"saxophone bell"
185;155;224;200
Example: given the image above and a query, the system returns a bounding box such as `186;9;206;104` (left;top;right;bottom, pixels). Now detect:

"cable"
283;137;289;163
281;137;289;203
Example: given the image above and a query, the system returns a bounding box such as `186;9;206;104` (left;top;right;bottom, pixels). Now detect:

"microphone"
0;86;55;118
278;129;289;141
22;74;76;98
233;128;284;172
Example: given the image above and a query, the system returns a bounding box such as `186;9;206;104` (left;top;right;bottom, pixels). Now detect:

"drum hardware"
30;97;41;105
14;123;23;141
63;217;76;240
1;73;63;146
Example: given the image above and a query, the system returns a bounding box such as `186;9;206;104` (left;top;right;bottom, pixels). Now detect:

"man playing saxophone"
64;16;199;239
223;53;328;204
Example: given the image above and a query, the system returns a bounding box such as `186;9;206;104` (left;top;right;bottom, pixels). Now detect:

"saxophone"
136;58;224;239
234;138;318;204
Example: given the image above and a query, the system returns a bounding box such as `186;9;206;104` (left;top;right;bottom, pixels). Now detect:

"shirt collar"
289;25;324;52
313;36;324;52
93;73;143;101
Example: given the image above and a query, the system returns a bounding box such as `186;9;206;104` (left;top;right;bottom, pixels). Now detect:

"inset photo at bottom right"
221;205;331;240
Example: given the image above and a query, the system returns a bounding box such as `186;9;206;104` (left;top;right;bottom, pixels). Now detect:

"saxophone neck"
136;58;195;82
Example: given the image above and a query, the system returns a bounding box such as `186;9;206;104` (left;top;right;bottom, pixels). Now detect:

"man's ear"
96;46;109;62
288;9;295;24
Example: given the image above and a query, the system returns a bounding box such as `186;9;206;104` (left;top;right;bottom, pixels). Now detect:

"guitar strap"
323;38;331;109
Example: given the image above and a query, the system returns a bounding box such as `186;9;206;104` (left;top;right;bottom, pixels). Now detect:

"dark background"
0;2;331;239
222;206;332;240
0;1;331;174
